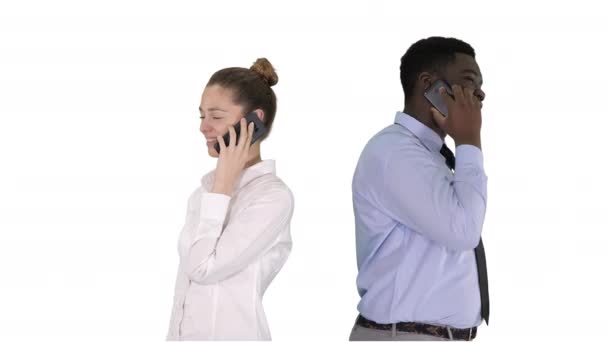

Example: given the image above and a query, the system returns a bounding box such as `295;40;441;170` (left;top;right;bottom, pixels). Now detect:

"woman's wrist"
212;180;234;196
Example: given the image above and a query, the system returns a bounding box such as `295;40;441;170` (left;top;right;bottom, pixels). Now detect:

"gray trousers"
349;322;451;341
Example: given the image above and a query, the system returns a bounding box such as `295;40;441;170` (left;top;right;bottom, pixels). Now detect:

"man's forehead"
452;53;481;74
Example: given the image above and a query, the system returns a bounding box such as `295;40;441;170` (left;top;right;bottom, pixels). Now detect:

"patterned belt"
356;315;477;341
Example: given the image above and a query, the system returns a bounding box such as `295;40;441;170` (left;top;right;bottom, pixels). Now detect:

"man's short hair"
400;37;475;103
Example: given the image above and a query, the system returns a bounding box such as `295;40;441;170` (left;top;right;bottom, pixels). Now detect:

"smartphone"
424;79;454;117
214;111;268;153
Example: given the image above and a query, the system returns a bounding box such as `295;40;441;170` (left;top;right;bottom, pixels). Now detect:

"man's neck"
403;102;445;139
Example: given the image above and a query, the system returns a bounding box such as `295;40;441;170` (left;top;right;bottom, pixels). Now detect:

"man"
349;37;489;341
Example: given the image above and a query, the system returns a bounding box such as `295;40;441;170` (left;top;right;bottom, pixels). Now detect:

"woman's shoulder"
251;173;292;194
243;173;294;205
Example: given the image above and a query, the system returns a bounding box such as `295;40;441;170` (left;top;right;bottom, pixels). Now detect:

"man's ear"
418;72;434;91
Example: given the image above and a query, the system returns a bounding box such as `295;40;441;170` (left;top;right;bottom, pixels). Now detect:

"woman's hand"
212;118;255;196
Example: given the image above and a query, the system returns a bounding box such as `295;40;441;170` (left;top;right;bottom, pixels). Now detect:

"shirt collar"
394;111;444;152
202;159;276;191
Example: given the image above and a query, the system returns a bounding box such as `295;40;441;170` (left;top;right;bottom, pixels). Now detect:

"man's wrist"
455;136;481;150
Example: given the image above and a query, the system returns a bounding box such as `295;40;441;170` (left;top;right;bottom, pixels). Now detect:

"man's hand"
431;84;482;149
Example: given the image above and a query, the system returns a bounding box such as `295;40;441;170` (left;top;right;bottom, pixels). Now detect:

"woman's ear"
254;109;265;122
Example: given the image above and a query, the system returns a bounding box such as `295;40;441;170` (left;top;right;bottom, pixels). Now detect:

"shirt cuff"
455;144;484;170
196;192;231;237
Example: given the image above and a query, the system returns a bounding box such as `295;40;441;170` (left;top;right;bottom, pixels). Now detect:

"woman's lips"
206;138;217;147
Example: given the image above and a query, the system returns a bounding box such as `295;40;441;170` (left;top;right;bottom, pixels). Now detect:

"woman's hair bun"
250;58;278;87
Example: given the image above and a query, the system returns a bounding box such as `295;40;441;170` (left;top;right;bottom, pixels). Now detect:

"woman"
167;58;294;341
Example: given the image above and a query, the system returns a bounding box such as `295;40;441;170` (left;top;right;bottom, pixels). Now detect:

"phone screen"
214;111;268;153
424;80;454;117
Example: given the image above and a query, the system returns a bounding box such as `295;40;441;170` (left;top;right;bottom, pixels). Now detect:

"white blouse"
167;160;294;341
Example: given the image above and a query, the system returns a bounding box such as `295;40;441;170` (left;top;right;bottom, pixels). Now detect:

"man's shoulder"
362;123;421;157
354;124;423;181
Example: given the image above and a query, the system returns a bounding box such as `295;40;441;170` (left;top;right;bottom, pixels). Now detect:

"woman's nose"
200;119;212;134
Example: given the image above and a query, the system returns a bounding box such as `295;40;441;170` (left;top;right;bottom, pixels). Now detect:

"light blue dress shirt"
352;112;488;329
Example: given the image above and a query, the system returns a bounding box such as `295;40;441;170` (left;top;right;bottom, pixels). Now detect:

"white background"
1;0;607;341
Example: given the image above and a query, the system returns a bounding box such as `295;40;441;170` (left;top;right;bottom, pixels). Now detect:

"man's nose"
474;88;485;102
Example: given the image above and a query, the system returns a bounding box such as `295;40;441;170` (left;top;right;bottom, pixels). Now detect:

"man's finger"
438;86;454;105
464;87;475;105
430;107;447;130
452;84;465;102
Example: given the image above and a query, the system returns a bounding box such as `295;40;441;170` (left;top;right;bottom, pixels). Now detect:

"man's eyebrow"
461;69;483;85
461;68;479;76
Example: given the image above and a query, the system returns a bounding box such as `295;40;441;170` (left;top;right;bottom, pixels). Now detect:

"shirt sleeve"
379;144;488;251
181;188;294;285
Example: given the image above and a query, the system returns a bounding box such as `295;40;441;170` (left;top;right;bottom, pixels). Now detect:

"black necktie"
440;144;490;325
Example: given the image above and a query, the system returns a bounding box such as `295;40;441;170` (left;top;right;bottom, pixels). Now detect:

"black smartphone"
424;79;454;117
214;111;268;153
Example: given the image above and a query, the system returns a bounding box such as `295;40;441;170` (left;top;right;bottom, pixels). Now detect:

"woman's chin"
207;146;219;158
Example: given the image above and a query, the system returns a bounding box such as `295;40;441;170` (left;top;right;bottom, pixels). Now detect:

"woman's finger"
228;125;237;149
217;134;226;153
245;122;254;149
237;118;247;149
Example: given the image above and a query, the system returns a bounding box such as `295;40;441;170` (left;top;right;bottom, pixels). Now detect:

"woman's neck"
245;144;262;168
245;155;262;169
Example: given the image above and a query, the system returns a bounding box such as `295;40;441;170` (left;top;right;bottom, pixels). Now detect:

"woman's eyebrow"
199;107;228;113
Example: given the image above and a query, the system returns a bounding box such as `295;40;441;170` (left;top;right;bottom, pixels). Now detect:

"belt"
356;315;477;341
